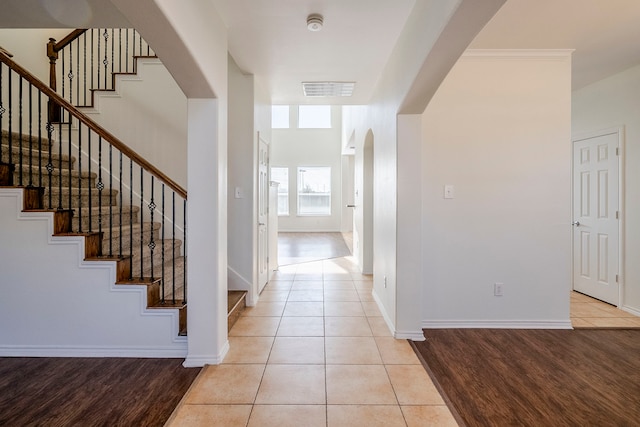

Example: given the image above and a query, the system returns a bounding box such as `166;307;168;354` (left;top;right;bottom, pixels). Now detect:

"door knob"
572;221;580;227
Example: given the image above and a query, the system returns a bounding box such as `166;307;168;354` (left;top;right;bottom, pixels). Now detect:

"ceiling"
470;0;640;90
3;0;640;101
211;0;416;105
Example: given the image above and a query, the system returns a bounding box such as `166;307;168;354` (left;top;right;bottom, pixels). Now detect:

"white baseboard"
0;343;187;358
370;289;425;341
183;340;229;367
394;330;426;341
621;305;640;317
422;319;573;329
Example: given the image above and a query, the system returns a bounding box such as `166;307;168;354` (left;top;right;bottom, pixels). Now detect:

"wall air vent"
302;81;355;97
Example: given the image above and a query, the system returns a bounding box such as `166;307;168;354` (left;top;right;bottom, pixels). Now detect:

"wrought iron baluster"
119;151;123;257
118;29;122;72
68;44;73;107
77;123;82;232
108;143;113;256
125;29;129;73
88;131;92;232
90;29;94;94
46;121;53;209
75;38;79;106
172;193;175;305
149;176;156;280
139;166;143;278
8;69;12;168
61;46;65;116
103;29;109;89
83;33;87;105
111;29;115;88
28;83;33;187
57;115;62;210
97;136;103;245
18;76;23;185
129;158;133;280
38;90;43;190
97;28;100;90
161;184;166;303
67;116;71;211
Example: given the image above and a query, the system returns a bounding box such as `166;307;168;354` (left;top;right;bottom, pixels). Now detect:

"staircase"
0;129;187;335
1;30;246;350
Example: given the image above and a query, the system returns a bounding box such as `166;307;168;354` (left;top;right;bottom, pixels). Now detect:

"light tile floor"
570;291;640;328
166;256;458;427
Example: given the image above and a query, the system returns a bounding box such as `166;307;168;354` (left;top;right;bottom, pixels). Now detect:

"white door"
572;130;620;305
258;137;269;293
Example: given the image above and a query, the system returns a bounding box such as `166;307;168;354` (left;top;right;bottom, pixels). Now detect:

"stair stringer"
0;188;187;357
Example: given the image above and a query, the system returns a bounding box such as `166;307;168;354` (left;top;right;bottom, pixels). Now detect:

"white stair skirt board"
228;266;256;306
421;320;574;329
0;188;187;358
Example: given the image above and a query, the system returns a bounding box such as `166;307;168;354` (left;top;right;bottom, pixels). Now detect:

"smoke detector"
307;14;323;31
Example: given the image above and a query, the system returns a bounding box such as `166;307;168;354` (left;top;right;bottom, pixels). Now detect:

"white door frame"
571;126;625;307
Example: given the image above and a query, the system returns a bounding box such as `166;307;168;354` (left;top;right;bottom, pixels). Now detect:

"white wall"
81;58;187;187
0;189;186;357
421;51;572;327
0;29;69;82
341;0;475;338
572;64;640;314
271;106;343;232
227;55;255;295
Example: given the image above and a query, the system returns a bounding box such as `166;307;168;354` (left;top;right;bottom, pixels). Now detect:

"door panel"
572;131;619;304
258;138;269;293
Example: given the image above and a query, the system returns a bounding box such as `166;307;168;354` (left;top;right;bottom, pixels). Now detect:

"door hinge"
616;274;619;283
616;147;619;155
616;211;619;219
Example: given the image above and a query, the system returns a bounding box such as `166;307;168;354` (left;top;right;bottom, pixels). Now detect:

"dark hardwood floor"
412;329;640;427
0;357;200;427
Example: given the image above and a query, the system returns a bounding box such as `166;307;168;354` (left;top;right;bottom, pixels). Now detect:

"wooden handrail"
0;51;187;200
51;29;88;53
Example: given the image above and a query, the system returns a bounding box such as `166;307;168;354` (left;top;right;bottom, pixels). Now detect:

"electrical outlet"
494;283;503;296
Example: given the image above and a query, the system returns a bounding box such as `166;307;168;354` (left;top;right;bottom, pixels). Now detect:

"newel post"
46;37;61;123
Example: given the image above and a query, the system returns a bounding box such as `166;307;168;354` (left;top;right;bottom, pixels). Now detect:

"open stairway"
1;129;187;334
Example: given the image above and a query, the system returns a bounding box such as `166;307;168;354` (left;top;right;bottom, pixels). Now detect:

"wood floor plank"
0;357;200;427
412;329;640;427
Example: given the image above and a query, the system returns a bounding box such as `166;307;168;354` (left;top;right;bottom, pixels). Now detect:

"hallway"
167;256;457;426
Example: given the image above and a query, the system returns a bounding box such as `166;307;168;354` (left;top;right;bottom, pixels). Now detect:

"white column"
183;98;229;367
395;114;424;340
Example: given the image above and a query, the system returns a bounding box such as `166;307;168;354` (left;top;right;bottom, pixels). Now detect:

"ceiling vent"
302;81;355;97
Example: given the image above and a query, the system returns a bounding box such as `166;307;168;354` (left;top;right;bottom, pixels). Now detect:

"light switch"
444;185;455;199
234;187;244;199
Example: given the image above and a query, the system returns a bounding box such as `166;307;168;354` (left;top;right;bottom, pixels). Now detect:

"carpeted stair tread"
1;144;74;169
1;130;52;151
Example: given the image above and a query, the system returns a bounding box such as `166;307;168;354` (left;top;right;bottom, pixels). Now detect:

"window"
271;105;290;128
270;167;289;216
297;167;331;215
298;105;331;128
